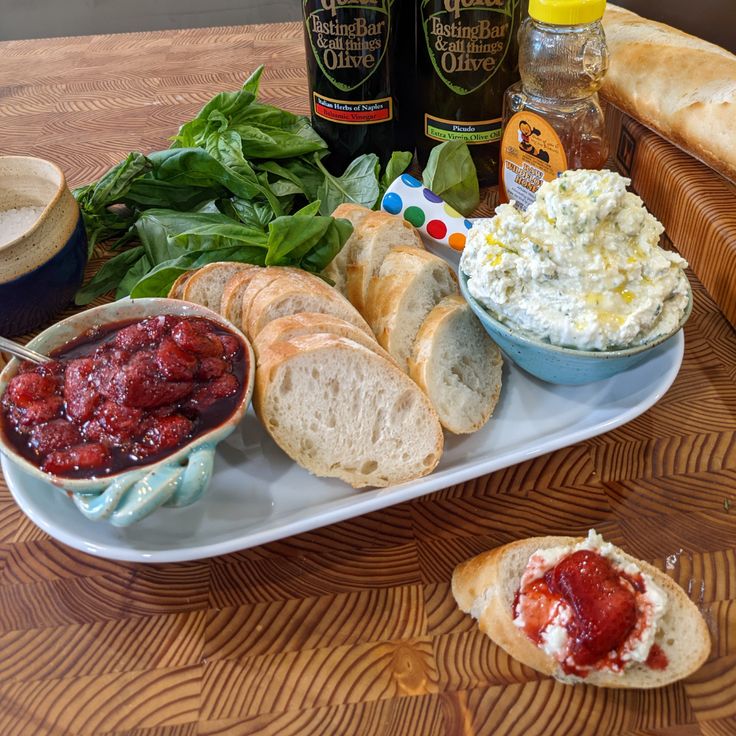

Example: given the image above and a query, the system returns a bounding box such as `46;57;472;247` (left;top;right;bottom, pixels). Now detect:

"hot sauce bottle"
416;0;526;186
499;0;609;208
302;0;406;173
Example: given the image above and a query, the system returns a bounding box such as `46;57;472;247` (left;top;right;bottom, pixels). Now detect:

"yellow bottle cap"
529;0;606;25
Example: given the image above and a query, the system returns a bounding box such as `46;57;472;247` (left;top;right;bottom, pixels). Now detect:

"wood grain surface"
1;23;736;736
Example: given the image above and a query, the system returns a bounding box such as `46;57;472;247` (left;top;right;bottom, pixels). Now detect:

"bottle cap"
529;0;606;25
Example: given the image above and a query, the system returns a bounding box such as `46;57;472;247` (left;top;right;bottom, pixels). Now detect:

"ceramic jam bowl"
460;271;692;385
0;298;255;526
0;156;88;337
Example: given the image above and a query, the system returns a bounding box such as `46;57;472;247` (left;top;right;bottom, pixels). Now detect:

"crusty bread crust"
452;536;711;688
323;204;373;293
602;4;736;182
167;270;194;299
219;268;263;327
180;262;253;309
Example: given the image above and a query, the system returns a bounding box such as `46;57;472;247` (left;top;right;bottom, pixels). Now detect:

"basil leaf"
74;246;146;305
316;154;381;215
422;140;480;216
266;215;353;272
379;151;413;201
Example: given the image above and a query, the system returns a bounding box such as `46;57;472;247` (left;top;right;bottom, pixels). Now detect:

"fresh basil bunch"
74;66;413;305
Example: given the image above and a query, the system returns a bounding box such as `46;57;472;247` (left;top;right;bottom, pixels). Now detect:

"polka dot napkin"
381;174;473;253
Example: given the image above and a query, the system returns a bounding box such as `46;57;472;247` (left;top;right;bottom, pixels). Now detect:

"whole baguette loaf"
602;4;736;181
452;535;711;689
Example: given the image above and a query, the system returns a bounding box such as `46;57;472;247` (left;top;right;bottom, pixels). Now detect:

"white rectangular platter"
2;330;683;563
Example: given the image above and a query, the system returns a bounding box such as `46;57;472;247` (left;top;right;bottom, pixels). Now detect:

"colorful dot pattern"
380;174;472;252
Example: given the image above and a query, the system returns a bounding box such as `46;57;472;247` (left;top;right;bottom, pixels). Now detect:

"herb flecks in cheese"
461;170;690;350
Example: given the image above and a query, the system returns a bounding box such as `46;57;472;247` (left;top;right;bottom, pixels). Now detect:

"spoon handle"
0;336;50;365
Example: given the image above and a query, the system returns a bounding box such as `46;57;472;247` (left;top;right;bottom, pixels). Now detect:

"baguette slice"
180;262;255;310
167;271;195;299
244;277;372;341
254;333;444;488
410;295;503;434
345;211;424;314
220;268;267;327
252;312;395;365
323;203;373;294
452;535;711;689
366;246;458;372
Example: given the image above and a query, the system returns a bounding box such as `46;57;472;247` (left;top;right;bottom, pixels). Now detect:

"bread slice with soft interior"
180;262;255;310
219;268;268;328
323;203;373;294
252;312;395;365
254;333;444;488
244;276;373;341
366;246;458;372
168;271;195;299
345;211;424;314
410;295;503;434
452;536;711;689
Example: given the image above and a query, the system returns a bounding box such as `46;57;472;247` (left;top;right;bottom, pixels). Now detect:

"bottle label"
303;0;392;93
425;113;502;144
421;0;519;96
501;111;568;210
313;92;393;125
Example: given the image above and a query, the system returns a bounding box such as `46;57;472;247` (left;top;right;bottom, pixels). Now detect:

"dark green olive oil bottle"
302;0;408;173
416;0;526;186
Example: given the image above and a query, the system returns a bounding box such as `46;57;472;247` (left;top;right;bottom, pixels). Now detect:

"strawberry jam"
514;549;668;677
1;315;247;479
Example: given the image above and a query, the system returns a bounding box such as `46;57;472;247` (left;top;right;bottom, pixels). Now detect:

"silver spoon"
0;336;50;365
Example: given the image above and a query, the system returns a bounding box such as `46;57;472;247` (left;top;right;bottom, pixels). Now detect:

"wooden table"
1;24;736;736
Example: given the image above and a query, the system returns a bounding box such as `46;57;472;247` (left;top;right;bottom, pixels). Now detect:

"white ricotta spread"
460;169;691;350
514;530;668;673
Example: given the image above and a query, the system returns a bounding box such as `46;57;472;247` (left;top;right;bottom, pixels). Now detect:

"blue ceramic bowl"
459;271;692;385
0;298;255;526
0;156;87;337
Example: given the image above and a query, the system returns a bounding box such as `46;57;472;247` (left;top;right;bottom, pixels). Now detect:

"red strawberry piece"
137;414;192;456
64;358;100;423
29;420;82;456
143;315;180;342
156;338;198;381
545;550;638;665
42;443;111;475
171;320;222;358
6;371;58;407
114;323;152;351
190;373;239;409
97;401;144;443
219;334;241;360
17;396;65;427
196;357;227;381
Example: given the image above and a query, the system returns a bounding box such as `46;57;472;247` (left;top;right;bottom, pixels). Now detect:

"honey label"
304;0;392;92
421;0;519;96
500;112;568;210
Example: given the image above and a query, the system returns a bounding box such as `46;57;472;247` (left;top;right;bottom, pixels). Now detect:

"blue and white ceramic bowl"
460;271;692;385
0;298;255;526
0;156;88;337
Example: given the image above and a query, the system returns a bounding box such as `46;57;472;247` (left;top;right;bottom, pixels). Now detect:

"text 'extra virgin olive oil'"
302;0;406;173
417;0;526;186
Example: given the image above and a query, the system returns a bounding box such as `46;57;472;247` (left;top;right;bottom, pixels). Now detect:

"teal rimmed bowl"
0;298;255;526
459;271;692;385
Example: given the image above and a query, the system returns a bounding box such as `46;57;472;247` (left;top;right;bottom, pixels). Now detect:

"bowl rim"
0;155;68;254
459;270;692;358
0;298;255;491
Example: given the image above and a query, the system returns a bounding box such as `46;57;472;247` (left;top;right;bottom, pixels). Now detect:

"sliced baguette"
167;271;195;299
410;295;503;434
346;211;425;314
254;333;444;488
252;312;396;365
323;203;373;294
366;247;458;372
180;262;255;310
244;277;372;341
219;268;267;327
452;536;711;689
